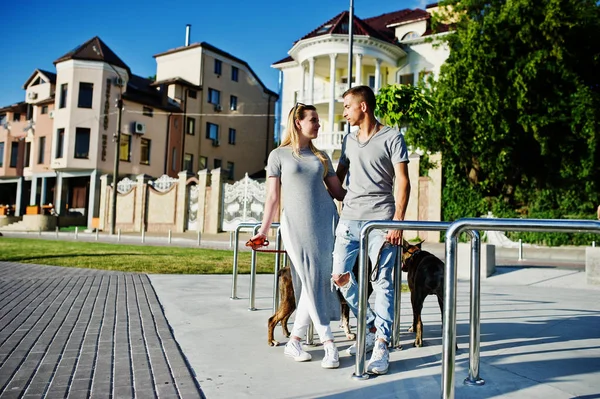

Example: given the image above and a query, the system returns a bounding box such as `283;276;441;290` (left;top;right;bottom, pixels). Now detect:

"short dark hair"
342;85;376;114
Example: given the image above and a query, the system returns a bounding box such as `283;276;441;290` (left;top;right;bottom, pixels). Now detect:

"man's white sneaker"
346;331;376;356
366;340;389;375
321;342;340;369
284;339;312;362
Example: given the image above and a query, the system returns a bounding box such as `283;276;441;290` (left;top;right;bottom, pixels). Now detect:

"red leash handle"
245;236;287;253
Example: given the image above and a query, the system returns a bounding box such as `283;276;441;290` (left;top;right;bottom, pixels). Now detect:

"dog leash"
245;236;287;253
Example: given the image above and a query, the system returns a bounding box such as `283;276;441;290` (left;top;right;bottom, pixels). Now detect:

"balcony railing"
313;130;345;151
299;83;350;103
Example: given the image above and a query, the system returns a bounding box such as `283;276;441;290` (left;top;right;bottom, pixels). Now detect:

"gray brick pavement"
0;262;204;399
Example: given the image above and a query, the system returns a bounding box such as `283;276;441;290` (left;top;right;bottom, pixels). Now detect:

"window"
227;161;234;180
214;59;222;75
0;114;5;125
399;74;414;86
78;82;93;108
56;129;65;159
120;134;131;162
230;95;238;111
368;75;376;89
208;88;220;105
13;113;21;122
341;76;356;84
401;31;420;41
206;122;219;141
188;90;197;99
41;105;48;115
10;142;18;167
37;136;46;164
214;158;222;169
74;127;90;159
171;148;177;171
187;117;196;135
199;156;207;170
143;107;153;117
140;138;151;165
183;153;193;174
231;66;239;82
0;142;3;167
25;142;31;167
228;128;236;145
59;83;68;109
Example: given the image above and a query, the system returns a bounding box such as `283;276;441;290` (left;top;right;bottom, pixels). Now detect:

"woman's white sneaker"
284;339;312;362
346;331;376;355
321;342;340;369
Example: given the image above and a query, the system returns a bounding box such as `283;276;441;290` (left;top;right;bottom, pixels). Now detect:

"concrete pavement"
1;232;600;398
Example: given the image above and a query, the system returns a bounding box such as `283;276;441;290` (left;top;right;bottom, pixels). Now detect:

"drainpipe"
181;89;188;172
164;112;172;175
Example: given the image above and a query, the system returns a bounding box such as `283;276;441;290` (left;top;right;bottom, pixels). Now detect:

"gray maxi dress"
266;146;341;325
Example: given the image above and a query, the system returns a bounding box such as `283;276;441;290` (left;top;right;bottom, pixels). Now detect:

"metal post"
117;228;121;242
95;229;99;241
38;227;41;237
353;221;453;381
231;222;263;300
248;224;261;311
197;231;201;246
230;231;234;248
392;247;403;349
272;227;284;311
464;230;485;386
518;238;523;260
168;230;172;244
443;218;600;399
306;322;315;346
75;227;78;240
141;229;145;243
55;226;59;239
593;241;596;248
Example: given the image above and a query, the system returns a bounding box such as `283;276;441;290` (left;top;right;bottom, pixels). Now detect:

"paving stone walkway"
0;262;204;399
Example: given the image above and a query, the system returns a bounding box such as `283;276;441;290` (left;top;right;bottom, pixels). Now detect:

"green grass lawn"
0;237;409;291
0;237;275;274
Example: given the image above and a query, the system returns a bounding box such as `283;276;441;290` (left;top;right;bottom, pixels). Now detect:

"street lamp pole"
110;93;123;235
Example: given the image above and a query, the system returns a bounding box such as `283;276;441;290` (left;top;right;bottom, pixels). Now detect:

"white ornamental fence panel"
222;173;266;231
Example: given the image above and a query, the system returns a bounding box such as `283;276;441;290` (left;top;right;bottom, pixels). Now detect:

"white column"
40;177;48;204
355;54;363;86
375;58;382;93
15;177;23;217
300;63;306;102
30;176;38;205
87;170;98;228
55;172;63;216
308;57;315;104
329;53;337;133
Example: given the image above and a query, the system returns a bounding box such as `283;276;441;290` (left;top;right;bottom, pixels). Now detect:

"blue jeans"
332;219;397;342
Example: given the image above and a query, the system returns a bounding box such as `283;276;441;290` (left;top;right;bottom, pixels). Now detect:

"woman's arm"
325;175;346;202
250;176;280;240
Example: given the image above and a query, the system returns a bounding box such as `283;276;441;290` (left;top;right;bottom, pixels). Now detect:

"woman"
251;103;345;369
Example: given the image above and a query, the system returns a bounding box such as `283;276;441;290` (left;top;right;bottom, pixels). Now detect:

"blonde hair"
280;103;329;177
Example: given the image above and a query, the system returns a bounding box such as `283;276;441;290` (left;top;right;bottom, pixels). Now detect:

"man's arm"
336;162;348;185
385;162;410;245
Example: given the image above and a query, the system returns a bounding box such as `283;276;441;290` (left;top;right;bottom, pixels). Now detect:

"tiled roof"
37;69;57;84
363;9;414;40
123;74;182;112
150;77;200;90
385;9;430;26
54;36;131;75
298;11;394;44
272;56;294;66
0;102;27;113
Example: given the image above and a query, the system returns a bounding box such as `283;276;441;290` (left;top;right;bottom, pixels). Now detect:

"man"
332;85;410;375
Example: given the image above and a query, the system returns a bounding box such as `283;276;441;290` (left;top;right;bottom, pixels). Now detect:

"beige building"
0;34;278;230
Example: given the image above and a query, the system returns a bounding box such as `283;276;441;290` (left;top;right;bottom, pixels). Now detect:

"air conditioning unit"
132;122;146;134
28;92;38;100
113;77;125;87
214;104;222;112
49;111;55;119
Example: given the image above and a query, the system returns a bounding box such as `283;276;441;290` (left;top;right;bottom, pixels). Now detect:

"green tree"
410;0;600;222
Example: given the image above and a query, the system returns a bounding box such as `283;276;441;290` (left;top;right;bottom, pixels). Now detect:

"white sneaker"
321;342;339;369
284;339;312;362
346;331;376;356
366;340;389;375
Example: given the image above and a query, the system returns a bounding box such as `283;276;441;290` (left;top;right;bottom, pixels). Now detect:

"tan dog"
268;260;372;346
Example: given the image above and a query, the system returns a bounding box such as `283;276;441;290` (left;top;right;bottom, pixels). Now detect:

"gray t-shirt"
338;125;409;221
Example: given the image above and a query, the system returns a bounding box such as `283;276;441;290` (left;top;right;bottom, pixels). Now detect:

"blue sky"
0;0;426;107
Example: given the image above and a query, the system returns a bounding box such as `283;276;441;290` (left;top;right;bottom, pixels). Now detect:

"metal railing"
441;218;600;399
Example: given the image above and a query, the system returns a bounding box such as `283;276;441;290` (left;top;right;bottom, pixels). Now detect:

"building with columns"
272;4;451;160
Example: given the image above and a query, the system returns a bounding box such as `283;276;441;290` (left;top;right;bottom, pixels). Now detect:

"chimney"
185;24;191;46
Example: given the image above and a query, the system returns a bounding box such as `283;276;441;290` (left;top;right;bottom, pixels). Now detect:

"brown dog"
401;239;445;347
268;260;372;346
